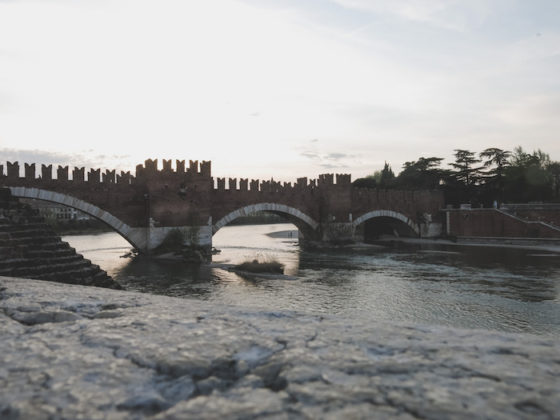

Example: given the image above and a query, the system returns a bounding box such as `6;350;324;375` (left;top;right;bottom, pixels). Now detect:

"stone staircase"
0;188;120;289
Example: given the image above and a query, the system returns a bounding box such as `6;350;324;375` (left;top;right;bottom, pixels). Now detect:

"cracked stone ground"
0;276;559;419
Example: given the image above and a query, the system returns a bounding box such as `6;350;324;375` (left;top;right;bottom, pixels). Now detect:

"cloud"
331;0;491;31
326;152;352;161
298;149;355;172
300;151;320;160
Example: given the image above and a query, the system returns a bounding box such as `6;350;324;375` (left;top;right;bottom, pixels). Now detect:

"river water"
63;223;560;337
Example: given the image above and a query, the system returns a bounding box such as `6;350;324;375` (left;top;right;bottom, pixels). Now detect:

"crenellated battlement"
42;164;53;180
1;161;138;184
1;161;356;201
73;167;85;182
134;159;212;178
211;173;352;192
0;158;215;184
57;166;69;181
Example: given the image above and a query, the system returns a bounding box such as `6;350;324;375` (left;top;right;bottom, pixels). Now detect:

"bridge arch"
213;203;319;235
352;209;420;236
8;186;142;250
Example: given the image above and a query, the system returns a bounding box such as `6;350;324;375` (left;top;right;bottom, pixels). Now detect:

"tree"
509;146;550;168
352;175;377;189
449;149;482;186
548;162;560;200
396;157;446;189
479;148;511;205
480;148;511;173
378;162;395;188
503;147;553;202
352;162;395;189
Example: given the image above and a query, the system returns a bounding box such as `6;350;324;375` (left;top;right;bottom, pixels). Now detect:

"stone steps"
0;259;92;278
0;242;73;256
0;227;54;236
4;236;61;246
0;254;85;270
15;248;78;259
0;187;120;289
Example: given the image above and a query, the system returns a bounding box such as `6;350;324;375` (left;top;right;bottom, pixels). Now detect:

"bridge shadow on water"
113;257;218;298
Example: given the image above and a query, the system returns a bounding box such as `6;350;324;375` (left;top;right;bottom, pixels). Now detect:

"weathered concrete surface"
1;276;559;419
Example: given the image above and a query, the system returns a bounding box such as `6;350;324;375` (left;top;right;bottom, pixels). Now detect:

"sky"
1;0;559;182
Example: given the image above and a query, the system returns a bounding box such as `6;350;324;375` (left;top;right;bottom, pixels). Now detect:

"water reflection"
63;224;560;336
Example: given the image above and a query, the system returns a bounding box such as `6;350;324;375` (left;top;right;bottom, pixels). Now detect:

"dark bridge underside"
362;216;419;241
259;211;319;240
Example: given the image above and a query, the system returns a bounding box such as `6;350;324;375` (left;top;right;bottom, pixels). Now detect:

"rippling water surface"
63;223;560;336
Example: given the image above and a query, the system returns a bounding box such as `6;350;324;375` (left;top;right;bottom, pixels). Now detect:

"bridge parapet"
73;167;85;182
212;173;350;193
1;161;143;185
42;164;53;180
116;171;132;184
7;161;19;178
24;163;35;179
88;168;101;183
134;159;212;179
57;166;69;181
103;169;116;184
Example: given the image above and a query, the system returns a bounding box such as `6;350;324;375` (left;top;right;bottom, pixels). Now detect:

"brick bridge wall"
445;209;560;239
0;160;445;249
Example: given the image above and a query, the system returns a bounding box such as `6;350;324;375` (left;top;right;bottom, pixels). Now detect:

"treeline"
353;147;560;206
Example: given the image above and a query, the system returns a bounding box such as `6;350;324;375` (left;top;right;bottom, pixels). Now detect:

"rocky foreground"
1;277;559;419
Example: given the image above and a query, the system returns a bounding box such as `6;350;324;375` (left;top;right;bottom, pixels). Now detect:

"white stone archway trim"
213;203;319;234
352;209;420;236
8;186;145;250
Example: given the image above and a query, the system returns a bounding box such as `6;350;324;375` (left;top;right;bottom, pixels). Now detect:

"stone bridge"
0;160;444;253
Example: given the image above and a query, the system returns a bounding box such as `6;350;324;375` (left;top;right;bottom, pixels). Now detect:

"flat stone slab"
0;276;559;419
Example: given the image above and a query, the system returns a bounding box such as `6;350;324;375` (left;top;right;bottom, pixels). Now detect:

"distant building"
20;199;91;221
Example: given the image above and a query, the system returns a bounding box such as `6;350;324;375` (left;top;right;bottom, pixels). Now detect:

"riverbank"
1;276;558;419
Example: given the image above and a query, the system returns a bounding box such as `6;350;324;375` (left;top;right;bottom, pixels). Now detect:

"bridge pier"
320;222;355;243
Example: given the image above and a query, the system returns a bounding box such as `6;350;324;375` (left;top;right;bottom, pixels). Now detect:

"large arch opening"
8;186;141;250
353;210;419;242
212;203;319;275
213;203;319;239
